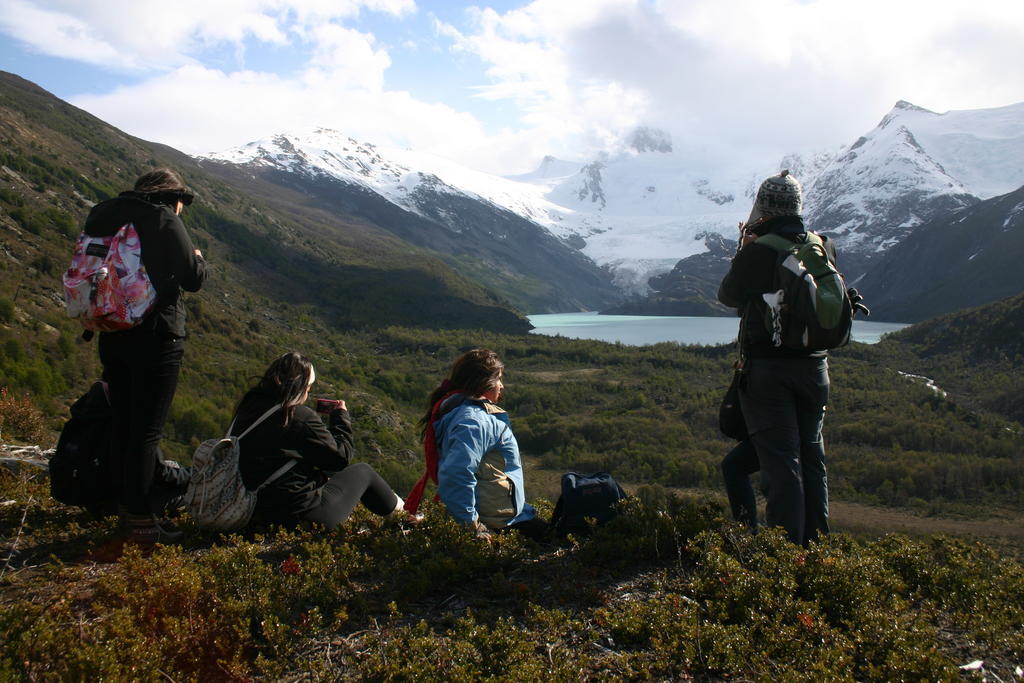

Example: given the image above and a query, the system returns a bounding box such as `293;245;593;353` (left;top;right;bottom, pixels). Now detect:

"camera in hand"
315;398;345;414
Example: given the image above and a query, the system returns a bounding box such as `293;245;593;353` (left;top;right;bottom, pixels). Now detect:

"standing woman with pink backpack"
81;169;207;544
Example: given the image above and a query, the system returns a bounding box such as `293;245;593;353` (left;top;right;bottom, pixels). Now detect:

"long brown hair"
417;348;504;437
132;168;193;207
240;351;315;426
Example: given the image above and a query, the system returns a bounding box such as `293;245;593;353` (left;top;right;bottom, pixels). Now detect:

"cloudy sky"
1;0;1022;175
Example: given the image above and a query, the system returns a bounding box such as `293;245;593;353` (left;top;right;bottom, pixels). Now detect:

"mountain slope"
602;233;734;316
883;290;1024;361
871;291;1024;424
204;128;759;296
798;102;1010;278
199;130;621;313
599;100;1024;315
0;71;530;335
863;184;1024;322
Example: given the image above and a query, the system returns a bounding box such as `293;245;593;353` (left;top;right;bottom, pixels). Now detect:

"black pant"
503;516;550;541
721;440;759;530
99;330;185;515
739;356;830;546
303;463;399;528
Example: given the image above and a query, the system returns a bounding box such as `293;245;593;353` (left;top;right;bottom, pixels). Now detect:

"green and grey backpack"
756;232;855;351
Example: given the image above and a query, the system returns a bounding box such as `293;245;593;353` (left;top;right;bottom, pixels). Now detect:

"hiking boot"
385;510;425;531
162;494;186;519
126;514;184;546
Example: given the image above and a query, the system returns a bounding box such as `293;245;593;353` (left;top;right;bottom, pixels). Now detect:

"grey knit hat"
746;169;803;225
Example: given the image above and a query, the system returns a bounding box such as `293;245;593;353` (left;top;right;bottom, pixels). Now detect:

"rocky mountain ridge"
0;71;533;338
199;129;620;312
793;100;1024;282
203;99;1024;311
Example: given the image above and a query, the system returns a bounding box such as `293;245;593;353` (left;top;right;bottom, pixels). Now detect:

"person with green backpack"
717;170;864;547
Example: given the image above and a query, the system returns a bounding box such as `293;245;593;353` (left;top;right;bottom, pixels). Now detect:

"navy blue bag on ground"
551;471;628;534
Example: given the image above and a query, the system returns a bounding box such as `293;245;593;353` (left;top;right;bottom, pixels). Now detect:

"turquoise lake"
528;313;908;347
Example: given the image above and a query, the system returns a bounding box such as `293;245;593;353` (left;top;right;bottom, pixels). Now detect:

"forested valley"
1;70;1022;679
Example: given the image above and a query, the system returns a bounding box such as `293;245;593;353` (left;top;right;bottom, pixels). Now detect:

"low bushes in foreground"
0;475;1021;680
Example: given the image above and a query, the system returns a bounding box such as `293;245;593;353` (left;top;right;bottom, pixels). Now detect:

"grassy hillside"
866;292;1024;425
0;70;530;339
1;478;1022;680
1;69;1023;679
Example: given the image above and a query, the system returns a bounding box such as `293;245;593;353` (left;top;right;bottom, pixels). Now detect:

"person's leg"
740;359;804;545
151;459;190;516
123;338;184;515
304;463;400;528
98;334;131;512
794;358;830;545
721;440;760;530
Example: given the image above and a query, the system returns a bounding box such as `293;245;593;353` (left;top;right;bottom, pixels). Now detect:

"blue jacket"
434;395;536;529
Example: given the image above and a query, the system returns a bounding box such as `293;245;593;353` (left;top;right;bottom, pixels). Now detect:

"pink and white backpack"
63;223;158;332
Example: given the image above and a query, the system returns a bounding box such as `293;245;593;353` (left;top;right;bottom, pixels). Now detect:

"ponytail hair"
241;351;315;426
417;348;504;438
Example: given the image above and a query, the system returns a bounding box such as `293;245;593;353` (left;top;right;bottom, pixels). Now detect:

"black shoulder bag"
718;316;749;441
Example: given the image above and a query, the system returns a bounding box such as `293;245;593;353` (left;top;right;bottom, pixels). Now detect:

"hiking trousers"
721;439;759;531
739;356;829;546
99;330;185;516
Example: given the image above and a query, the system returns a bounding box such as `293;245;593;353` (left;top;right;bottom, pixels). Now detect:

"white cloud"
0;0;414;69
0;0;129;67
436;0;1024;167
4;0;1022;176
302;23;391;91
70;63;492;164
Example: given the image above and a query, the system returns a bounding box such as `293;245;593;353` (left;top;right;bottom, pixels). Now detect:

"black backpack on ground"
50;381;190;516
51;381;117;515
551;471;628;534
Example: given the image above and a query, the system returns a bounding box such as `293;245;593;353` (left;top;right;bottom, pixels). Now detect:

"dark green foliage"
0;329;72;401
4;477;1019;680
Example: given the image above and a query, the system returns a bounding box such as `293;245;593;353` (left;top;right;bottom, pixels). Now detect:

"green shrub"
0;387;46;444
0;298;13;324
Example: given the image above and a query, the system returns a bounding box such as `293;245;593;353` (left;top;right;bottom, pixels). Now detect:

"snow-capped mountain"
795;100;1024;276
206;128;568;228
201;127;761;297
201;99;1024;310
861;183;1024;322
536;99;1024;292
199;129;621;313
518;146;759;294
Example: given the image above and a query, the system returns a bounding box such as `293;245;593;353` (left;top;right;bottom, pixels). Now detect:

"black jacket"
232;389;355;523
84;192;207;339
718;215;826;358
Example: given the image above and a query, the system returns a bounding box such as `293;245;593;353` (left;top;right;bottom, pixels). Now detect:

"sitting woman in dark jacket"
233;352;404;527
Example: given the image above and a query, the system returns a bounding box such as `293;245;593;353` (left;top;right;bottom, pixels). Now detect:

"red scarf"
405;391;459;514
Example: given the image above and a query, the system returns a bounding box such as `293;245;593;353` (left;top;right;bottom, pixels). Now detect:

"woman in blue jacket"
417;348;545;540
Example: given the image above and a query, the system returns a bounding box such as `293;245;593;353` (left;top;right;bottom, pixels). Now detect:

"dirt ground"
829;498;1024;550
523;457;1024;555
